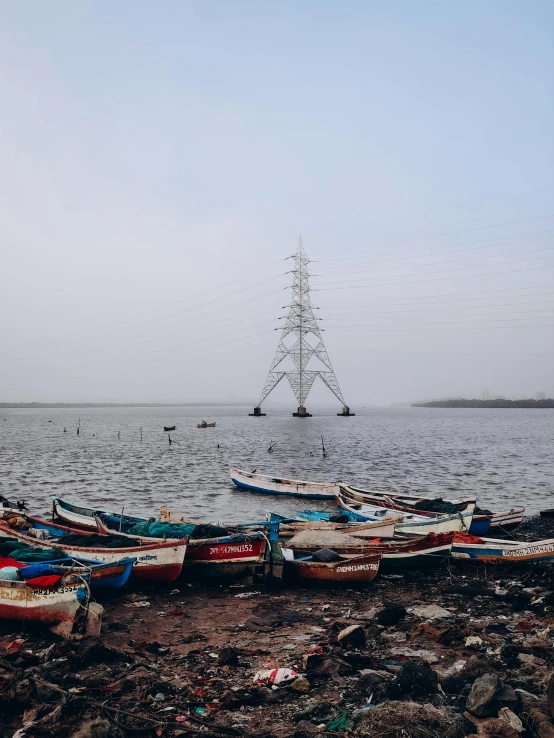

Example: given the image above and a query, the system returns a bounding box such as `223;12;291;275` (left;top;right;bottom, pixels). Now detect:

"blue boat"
17;557;135;591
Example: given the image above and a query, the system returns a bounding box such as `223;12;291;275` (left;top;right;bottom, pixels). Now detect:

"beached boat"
52;499;269;577
0;576;89;637
18;556;136;591
92;511;270;577
266;511;398;539
452;535;554;564
339;485;484;534
340;484;523;532
336;493;473;535
283;550;381;584
0;522;187;583
53;498;142;532
230;467;338;499
285;530;454;571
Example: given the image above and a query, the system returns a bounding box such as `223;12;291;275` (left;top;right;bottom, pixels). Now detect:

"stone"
499;707;524;734
337;624;366;648
376;604;406;626
290;677;311;693
410;604;452;619
218;647;239;666
466;673;502;717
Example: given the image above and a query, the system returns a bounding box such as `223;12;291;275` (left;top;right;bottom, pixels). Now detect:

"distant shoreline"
0;402;251;409
412;399;554;408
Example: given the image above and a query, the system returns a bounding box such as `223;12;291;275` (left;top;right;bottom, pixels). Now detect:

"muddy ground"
2;518;554;738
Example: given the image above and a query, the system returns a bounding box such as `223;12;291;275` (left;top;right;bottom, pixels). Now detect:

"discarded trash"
327;711;352;731
124;600;150;608
253;668;300;685
234;591;260;599
465;635;484;648
409;604;452;619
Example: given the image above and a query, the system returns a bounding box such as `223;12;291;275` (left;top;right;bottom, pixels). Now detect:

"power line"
311;213;554;256
313;232;554;269
313;243;554;280
315;262;554;292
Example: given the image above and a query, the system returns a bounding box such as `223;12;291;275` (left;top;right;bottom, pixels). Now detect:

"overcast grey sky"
1;1;553;406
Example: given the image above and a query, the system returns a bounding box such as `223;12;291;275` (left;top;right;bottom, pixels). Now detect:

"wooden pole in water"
140;426;143;442
77;418;80;435
119;507;124;532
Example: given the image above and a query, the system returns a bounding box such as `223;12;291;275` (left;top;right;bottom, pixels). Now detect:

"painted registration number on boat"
336;564;379;572
210;544;253;555
35;586;81;596
502;543;554;557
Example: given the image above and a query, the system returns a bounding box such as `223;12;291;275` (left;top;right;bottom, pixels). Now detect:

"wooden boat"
95;513;269;577
51;498;271;578
340;484;477;523
53;498;142;532
18;556;136;591
285;530;454;571
164;425;176;431
488;508;525;529
0;576;89;637
284;551;381;584
336;493;473;535
197;421;216;428
452;535;554;564
0;521;187;583
266;511;398;539
230;467;338;499
341;484;523;532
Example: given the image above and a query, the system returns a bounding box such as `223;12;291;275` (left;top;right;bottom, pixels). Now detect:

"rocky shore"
2;518;554;738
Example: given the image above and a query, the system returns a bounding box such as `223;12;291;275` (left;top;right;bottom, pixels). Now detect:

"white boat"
336;494;474;535
230;467;339;499
0;577;90;638
0;522;187;583
341;484;523;531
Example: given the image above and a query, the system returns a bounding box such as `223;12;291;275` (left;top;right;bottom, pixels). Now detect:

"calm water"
0;405;553;520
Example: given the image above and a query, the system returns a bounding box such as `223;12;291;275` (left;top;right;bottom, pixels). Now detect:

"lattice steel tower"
250;237;354;417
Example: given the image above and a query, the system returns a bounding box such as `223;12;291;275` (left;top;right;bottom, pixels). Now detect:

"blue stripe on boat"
231;477;335;500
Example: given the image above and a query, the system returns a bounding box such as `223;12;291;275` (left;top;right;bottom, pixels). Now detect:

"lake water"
0;405;552;520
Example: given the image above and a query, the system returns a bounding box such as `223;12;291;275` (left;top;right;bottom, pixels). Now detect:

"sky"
0;0;553;406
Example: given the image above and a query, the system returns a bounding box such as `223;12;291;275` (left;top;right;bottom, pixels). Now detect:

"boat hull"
288;533;453;572
452;538;554;564
286;554;381;584
230;467;337;499
336;495;472;535
468;516;492;536
0;523;187;583
20;557;135;591
0;580;85;637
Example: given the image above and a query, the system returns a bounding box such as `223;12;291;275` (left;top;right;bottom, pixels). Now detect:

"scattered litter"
124;600;150;608
409;604;452;619
253;668;300;685
234;591;260;599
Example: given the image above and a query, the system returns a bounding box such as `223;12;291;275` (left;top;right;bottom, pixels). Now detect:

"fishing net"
475;505;493;515
0;540;65;561
411;499;461;514
59;533;140;548
126;520;196;538
191;524;229;539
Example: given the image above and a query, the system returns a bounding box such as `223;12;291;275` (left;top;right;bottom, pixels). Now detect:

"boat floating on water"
230;467;339;499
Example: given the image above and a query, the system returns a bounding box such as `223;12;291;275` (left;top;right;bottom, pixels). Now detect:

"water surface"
0;406;552;520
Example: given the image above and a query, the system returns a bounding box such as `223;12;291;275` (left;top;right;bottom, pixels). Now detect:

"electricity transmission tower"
250;237;353;417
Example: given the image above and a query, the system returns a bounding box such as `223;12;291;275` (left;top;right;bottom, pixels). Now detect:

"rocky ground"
2;518;554;738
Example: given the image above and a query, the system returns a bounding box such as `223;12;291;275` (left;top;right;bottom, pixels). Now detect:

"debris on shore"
3;549;554;738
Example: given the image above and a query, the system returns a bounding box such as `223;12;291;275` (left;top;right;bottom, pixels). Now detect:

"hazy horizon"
1;2;553;407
